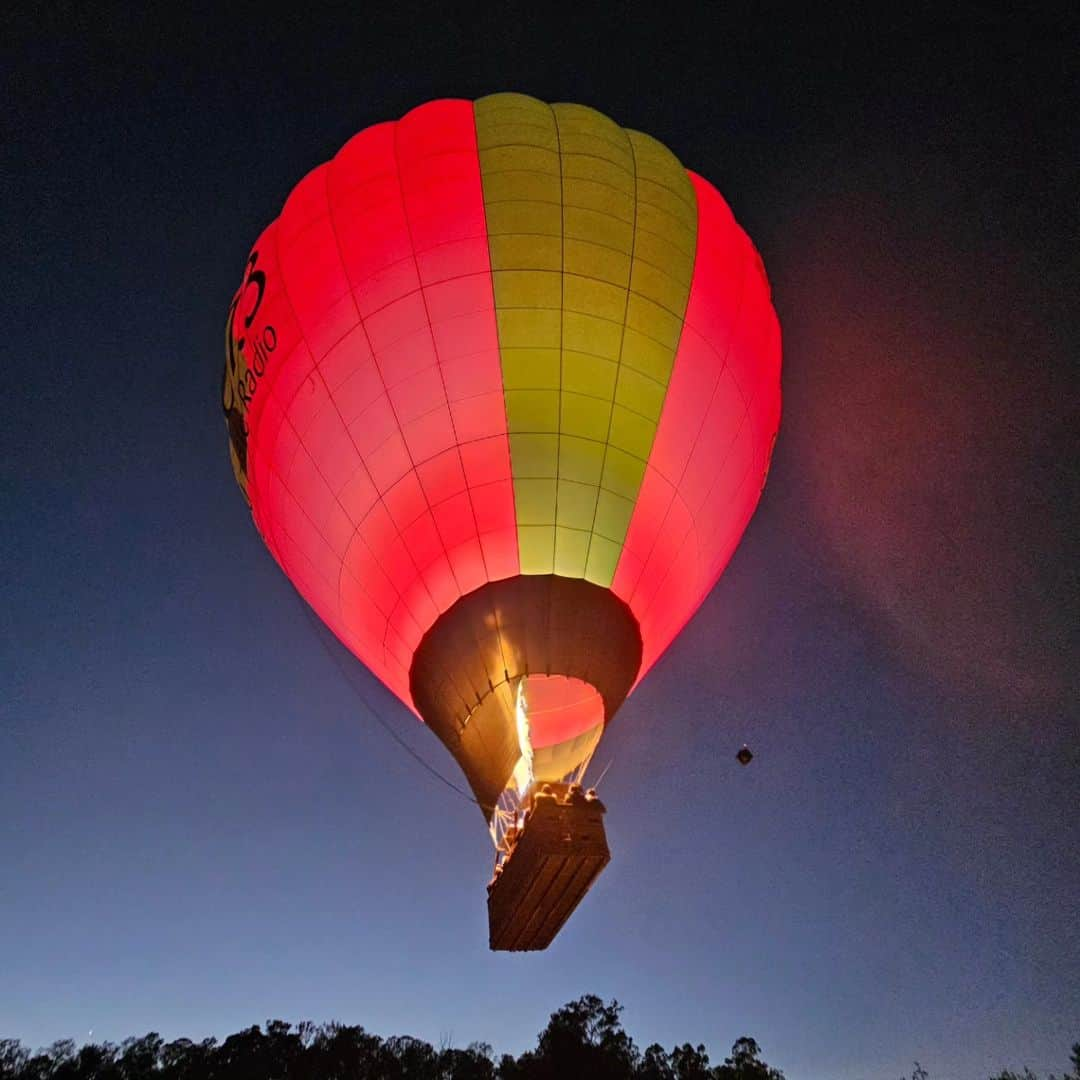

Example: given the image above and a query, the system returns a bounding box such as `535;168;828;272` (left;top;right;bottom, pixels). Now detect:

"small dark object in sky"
736;745;753;766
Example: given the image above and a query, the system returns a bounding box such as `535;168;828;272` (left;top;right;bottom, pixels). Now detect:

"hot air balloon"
222;94;781;950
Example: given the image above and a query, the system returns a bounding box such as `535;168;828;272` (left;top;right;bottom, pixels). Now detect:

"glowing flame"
513;677;534;795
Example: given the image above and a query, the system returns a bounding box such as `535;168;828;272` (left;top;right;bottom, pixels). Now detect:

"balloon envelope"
223;94;781;815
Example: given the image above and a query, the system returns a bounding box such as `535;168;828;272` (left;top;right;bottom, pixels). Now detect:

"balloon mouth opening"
491;674;605;850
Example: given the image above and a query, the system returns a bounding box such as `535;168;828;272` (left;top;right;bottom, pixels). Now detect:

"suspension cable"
291;589;494;815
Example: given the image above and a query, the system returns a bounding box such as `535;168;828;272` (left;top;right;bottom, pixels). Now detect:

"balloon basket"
487;784;610;951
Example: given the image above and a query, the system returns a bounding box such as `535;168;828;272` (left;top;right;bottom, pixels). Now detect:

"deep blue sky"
3;4;1077;1078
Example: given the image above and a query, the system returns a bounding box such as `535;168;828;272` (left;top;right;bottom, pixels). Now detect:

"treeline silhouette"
0;996;779;1080
2;996;1077;1080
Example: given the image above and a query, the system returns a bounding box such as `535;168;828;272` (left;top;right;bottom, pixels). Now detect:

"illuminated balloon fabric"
223;94;781;813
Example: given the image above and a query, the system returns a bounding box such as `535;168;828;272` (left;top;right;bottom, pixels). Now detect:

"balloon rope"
590;757;616;790
292;590;494;814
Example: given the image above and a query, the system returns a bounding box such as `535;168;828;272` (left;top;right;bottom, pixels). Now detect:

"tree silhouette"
714;1036;785;1080
670;1042;714;1079
515;994;639;1080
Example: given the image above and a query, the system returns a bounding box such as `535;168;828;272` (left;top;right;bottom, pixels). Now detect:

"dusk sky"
3;5;1077;1079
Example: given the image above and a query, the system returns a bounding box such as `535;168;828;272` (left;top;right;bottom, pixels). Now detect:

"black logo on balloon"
222;248;277;491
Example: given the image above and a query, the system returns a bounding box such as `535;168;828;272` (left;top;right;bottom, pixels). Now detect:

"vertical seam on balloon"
636;410;749;632
633;444;758;686
254;402;406;684
550;102;565;577
389;120;486;594
317;153;446;668
258;385;403;657
611;175;716;600
581;122;639;582
267;202;409;651
626;188;752;628
470;99;515;692
702;453;756;582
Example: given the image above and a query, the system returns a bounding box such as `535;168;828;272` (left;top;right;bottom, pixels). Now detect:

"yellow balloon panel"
474;93;697;585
